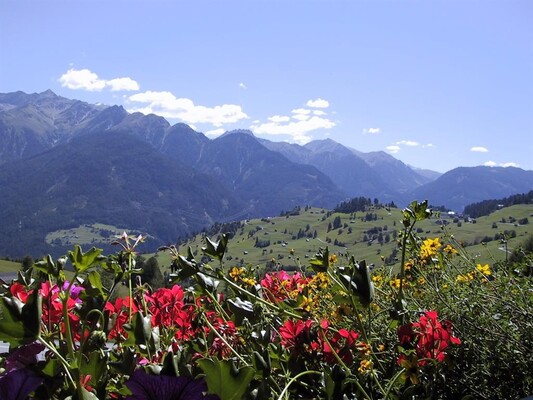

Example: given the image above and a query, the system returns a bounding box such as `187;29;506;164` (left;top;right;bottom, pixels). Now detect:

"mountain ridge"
1;90;532;257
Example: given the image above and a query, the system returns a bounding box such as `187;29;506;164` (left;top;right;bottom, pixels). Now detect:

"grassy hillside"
0;258;21;273
156;204;533;273
1;204;531;278
45;223;142;247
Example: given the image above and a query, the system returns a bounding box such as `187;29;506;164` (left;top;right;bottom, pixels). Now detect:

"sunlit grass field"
2;204;531;277
153;204;533;273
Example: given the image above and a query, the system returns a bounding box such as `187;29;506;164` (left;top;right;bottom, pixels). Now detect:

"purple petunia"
125;369;220;400
0;341;45;400
0;368;43;400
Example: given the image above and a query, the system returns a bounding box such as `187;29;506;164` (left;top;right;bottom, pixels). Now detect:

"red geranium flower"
279;319;314;352
260;271;308;302
105;296;139;341
397;311;461;367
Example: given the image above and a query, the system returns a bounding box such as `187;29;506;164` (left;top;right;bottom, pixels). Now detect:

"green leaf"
201;234;228;261
309;247;329;272
198;358;255;400
65;387;100;400
68;245;105;274
0;291;41;346
337;259;374;308
403;200;432;227
80;350;108;393
171;247;199;281
123;312;158;356
351;259;374;307
87;271;105;297
196;272;220;293
33;254;59;277
228;297;255;325
42;357;60;377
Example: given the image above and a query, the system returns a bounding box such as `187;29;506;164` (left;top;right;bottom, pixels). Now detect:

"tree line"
464;191;533;218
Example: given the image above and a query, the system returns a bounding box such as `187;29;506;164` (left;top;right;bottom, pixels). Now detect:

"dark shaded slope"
410;166;533;211
0;131;244;258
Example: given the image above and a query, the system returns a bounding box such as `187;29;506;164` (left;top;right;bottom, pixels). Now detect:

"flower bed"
0;201;532;399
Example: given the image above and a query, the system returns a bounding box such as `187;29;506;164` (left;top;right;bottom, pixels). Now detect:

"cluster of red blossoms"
397;311;461;368
105;285;239;360
279;319;363;365
11;281;85;340
260;271;308;302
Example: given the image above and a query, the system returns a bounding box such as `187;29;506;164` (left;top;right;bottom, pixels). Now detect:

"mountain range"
1;90;532;258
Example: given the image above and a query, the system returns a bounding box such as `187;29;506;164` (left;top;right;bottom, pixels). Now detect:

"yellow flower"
329;254;338;264
417;277;426;285
390;278;401;289
476;263;492;276
456;271;476;283
229;267;244;281
389;278;409;290
444;244;458;255
332;303;352;321
314;272;329;289
298;295;314;312
377;344;385;352
420;237;441;260
372;273;383;287
357;342;372;356
399;356;420;385
358;359;373;374
241;277;257;286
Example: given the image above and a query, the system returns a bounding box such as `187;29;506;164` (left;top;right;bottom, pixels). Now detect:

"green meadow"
154;203;533;273
1;204;531;275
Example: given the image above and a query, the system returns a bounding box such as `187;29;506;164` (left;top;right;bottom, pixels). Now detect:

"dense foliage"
463;190;533;218
0;201;531;399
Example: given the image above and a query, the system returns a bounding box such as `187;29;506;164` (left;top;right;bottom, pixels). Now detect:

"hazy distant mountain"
1;90;531;257
195;131;344;216
0;130;244;257
350;149;435;195
261;138;434;201
410;166;533;211
409;166;442;181
0;91;345;256
0;90;103;163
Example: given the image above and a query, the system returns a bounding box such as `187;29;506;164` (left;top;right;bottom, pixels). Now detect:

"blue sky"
1;0;532;173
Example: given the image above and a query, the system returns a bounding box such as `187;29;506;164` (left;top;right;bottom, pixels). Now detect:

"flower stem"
277;370;322;400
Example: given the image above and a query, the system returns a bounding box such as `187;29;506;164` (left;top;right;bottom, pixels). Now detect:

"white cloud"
386;145;400;154
206;128;225;137
251;115;336;144
483;161;519;168
292;114;310;121
59;68;106;91
363;128;380;135
239;82;247;89
268;115;290;123
313;110;326;116
127;90;248;127
291;108;311;115
106;77;140;91
306;98;329;108
385;139;432;153
59;68;139;92
397;140;419;147
470;146;489;153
